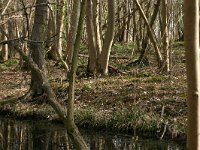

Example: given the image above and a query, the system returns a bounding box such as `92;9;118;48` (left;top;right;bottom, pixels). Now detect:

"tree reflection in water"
0;118;185;150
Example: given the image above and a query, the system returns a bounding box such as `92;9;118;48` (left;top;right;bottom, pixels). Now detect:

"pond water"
0;117;185;150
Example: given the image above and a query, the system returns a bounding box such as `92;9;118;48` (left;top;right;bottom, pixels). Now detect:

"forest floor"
0;42;186;142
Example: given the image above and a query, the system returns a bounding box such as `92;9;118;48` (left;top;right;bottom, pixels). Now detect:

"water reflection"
0;118;185;150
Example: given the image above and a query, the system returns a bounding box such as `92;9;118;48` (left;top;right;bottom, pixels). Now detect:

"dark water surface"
0;117;185;150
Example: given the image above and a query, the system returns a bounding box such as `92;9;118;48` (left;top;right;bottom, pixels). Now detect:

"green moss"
140;114;160;131
79;43;87;51
0;59;18;68
123;76;141;82
179;93;187;99
136;71;152;78
75;107;95;124
172;42;185;56
82;83;93;91
146;86;156;91
173;42;184;48
118;64;130;71
112;43;136;56
145;75;168;83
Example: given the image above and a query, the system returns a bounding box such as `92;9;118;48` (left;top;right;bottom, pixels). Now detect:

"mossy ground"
0;42;186;141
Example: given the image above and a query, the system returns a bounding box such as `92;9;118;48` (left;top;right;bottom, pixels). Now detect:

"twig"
0;33;60;45
160;121;168;140
1;2;56;17
1;0;13;15
78;54;129;59
161;105;165;118
0;37;26;45
20;0;30;38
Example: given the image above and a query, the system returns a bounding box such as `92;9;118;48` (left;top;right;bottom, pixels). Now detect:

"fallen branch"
160;122;168;140
78;54;129;60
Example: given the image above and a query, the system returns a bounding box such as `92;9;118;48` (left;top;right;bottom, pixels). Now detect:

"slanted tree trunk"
135;0;163;68
184;0;200;149
97;0;115;75
29;0;48;97
134;0;161;65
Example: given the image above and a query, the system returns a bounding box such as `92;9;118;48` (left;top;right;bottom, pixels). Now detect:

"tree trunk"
134;0;161;65
65;0;81;64
97;0;115;75
161;0;170;72
0;28;8;61
135;0;163;68
184;0;200;149
47;4;59;60
93;0;102;57
66;0;87;149
56;0;64;57
0;6;8;62
30;0;48;97
86;0;97;75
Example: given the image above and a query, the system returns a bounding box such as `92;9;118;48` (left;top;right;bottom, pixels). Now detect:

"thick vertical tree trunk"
93;0;102;57
86;0;97;75
56;0;64;57
0;1;8;62
97;0;115;75
0;28;8;61
7;20;15;58
86;0;102;75
30;0;48;97
161;0;170;72
47;8;58;60
184;0;200;149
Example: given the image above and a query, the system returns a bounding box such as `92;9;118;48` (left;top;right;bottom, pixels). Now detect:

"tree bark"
86;0;97;74
97;0;115;75
184;0;200;149
0;0;8;61
65;0;81;64
135;0;163;68
134;0;161;65
66;0;87;149
93;0;102;57
56;0;64;57
29;0;48;97
161;0;170;72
